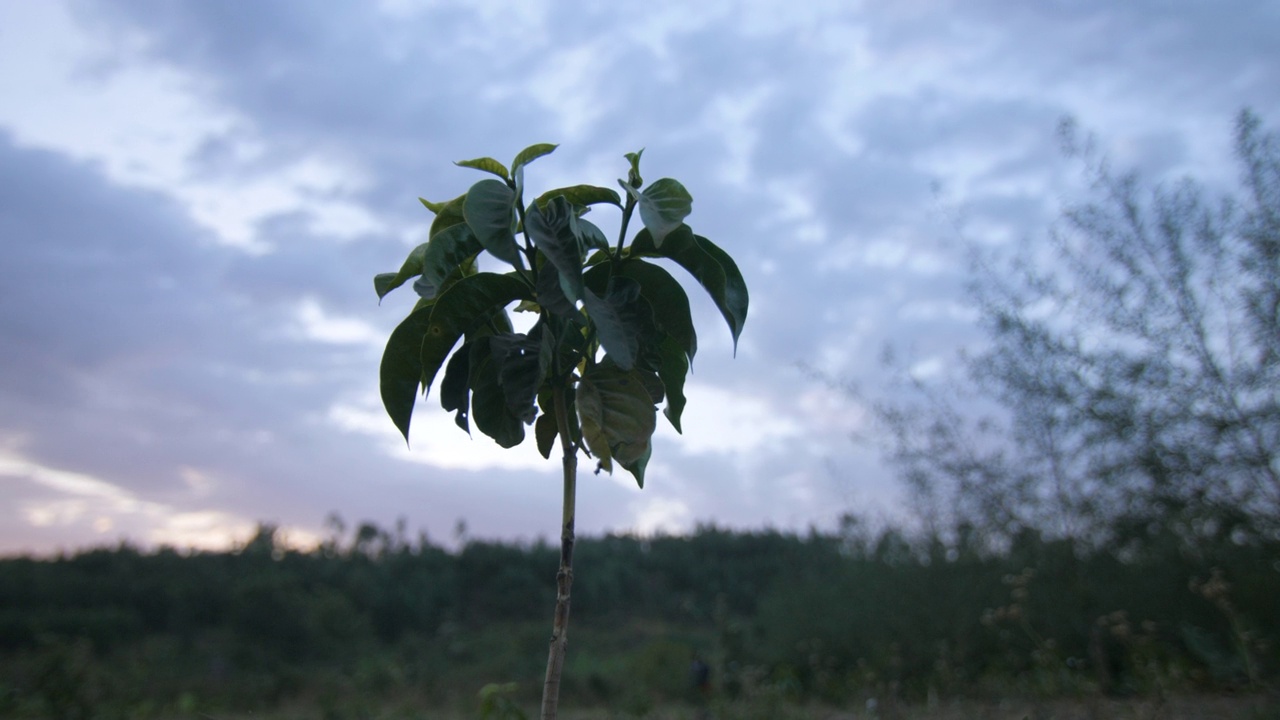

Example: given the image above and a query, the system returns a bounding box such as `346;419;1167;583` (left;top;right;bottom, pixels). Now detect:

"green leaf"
374;243;428;300
536;262;584;322
378;191;491;302
584;249;611;268
420;197;449;214
624;149;644;188
618;442;652;489
577;218;610;250
637;178;692;247
375;273;399;299
534;184;623;210
581;420;612;472
614;259;697;363
464;179;521;266
690;233;748;350
630;225;748;353
465;297;514;341
526;196;584;303
655;335;688;433
577;361;658;486
511;143;558;175
455;156;510;181
488;326;546;424
429;193;469;238
583;276;655;372
636;365;665;404
379;305;434;442
415;248;479;300
467;338;525;448
439;341;473;432
415;224;483;300
419;272;530;397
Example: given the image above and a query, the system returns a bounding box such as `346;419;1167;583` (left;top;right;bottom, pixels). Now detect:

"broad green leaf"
416;254;478;301
374;243;428;300
536;262;584;322
655;335;688;433
526;196;584;303
689;233;748;351
439;341;473;432
488;326;546;423
455;156;510;180
577;218;610;250
379;306;433;442
467;338;525;448
429;193;469;238
630;225;748;353
613;259;697;363
415;246;480;301
582;277;655;371
534;184;622;210
577;361;658;486
637;178;692;248
462;308;514;350
511;143;558;175
464;179;521;266
415;224;483;301
419;273;530;397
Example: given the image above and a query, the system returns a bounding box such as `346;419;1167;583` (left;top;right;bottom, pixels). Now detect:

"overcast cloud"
1;1;1277;554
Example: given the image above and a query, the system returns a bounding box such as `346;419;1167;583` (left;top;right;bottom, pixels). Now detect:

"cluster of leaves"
375;144;747;485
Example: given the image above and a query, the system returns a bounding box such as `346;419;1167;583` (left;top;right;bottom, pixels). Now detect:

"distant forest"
0;518;1276;717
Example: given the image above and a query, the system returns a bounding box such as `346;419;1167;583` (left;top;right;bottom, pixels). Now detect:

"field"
117;694;1278;720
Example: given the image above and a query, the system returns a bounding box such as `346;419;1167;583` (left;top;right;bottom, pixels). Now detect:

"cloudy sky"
1;1;1277;555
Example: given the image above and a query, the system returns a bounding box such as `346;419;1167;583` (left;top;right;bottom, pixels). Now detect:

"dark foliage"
0;519;1275;715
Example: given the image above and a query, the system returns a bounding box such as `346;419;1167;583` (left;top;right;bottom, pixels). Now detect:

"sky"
1;1;1277;555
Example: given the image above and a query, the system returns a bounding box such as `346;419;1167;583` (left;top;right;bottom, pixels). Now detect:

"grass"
97;694;1277;720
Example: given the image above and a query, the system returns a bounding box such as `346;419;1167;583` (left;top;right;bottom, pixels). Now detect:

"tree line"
0;517;1276;716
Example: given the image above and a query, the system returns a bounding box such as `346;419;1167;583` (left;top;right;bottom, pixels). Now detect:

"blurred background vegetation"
0;517;1276;718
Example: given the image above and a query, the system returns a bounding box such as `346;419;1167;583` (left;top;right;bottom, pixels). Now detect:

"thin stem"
514;184;539;287
615;195;637;260
540;383;577;720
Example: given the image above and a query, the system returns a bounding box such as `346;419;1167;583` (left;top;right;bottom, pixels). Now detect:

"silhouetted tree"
879;110;1280;553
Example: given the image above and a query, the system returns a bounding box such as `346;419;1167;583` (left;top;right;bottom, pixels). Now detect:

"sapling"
374;144;748;719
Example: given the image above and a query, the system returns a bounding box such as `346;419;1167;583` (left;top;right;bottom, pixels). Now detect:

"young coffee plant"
374;144;748;719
